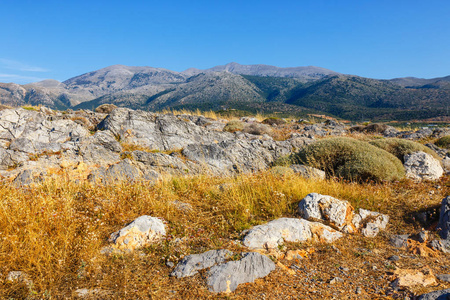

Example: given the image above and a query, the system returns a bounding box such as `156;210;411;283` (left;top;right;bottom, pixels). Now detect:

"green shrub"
262;117;286;126
293;137;405;182
223;120;244;133
242;123;272;136
435;135;450;149
369;138;440;162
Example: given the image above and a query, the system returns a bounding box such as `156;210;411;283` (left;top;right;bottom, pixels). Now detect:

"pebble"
388;255;400;261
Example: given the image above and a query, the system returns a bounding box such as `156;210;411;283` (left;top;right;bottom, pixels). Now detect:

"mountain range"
0;62;449;121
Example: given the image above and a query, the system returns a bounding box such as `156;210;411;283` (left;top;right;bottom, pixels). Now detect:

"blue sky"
1;0;449;83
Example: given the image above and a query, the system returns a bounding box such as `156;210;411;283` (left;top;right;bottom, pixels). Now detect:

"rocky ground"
0;105;450;299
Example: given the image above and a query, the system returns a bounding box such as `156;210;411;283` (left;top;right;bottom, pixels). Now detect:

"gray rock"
390;235;410;248
437;274;450;282
404;151;444;181
352;209;389;238
417;288;450;300
108;215;166;250
207;252;275;293
171;249;233;278
402;128;433;140
438;196;450;240
243;217;342;250
430;239;450;253
289;164;326;179
97;108;233;151
13;169;35;185
298;193;354;230
388;255;400;261
329;277;344;284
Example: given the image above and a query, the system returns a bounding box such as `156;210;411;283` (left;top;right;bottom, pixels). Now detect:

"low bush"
223;120;244;133
349;123;388;134
435;135;450;149
242;123;272;136
369;138;440;162
262;117;286;126
293;137;405;182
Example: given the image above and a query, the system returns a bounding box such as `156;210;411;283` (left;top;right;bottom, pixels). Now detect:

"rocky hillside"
0;63;449;121
0;106;450;299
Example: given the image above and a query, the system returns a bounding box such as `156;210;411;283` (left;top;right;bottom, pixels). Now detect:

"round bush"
293;137;405;182
435;135;450;149
242;123;272;136
262;117;286;126
223;120;244;133
369;138;440;162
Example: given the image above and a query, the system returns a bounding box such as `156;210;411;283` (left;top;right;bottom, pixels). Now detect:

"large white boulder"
404;151;444;181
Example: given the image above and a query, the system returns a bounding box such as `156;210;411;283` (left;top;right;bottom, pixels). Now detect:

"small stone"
390;235;410;248
356;287;363;294
437;274;450;282
166;261;174;268
388;255;400;261
329;277;344;284
108;215;166;251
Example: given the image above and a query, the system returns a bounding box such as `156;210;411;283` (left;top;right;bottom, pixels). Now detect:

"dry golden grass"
159;108;219;120
0;172;448;298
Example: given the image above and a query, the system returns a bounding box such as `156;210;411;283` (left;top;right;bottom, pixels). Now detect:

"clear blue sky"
1;0;449;84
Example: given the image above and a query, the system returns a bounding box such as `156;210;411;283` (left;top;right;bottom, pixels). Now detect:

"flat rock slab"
404;151;444;181
243;217;342;250
418;288;450;300
171;249;233;278
108;215;166;250
207;252;275;293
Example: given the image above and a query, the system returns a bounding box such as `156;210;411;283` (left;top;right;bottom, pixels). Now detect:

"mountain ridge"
0;63;449;121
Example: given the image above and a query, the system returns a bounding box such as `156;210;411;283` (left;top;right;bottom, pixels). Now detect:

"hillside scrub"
435;135;450;149
223;120;244;133
293;137;405;182
369;138;440;162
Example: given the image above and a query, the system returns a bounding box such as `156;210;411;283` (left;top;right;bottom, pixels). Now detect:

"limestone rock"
390;234;410;248
392;268;437;288
207;252;275;293
352;209;389;237
298;193;389;237
243;218;342;250
418;289;450;300
298;193;354;231
430;239;450;254
404;151;444;181
108;215;166;250
438;196;450;240
170;249;233;278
